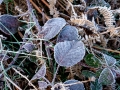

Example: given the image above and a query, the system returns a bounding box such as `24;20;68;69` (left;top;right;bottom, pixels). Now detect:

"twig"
29;0;50;20
57;0;71;15
5;76;22;90
12;68;38;90
26;0;42;32
41;0;50;8
93;46;120;54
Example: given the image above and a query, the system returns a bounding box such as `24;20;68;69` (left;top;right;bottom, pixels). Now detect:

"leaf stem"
51;65;60;85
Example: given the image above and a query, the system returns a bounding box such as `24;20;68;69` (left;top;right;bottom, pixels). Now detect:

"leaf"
0;0;3;4
90;79;103;90
103;54;116;66
41;18;66;40
98;68;115;85
84;54;101;68
0;14;19;35
64;79;85;90
95;69;102;77
82;70;95;78
22;43;35;53
57;25;79;42
38;81;48;89
31;63;46;80
54;40;85;67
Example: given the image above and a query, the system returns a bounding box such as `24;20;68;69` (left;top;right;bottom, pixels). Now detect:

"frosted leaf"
51;83;66;90
64;79;85;90
22;43;35;53
31;63;46;80
57;25;79;42
0;0;3;4
38;81;48;89
103;54;116;66
54;40;85;67
90;79;102;90
98;68;115;85
0;15;19;35
41;18;66;40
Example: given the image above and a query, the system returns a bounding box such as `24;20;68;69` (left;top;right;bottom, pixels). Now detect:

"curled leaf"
31;63;46;81
54;40;85;67
0;15;19;35
41;18;66;40
98;68;115;85
57;25;79;42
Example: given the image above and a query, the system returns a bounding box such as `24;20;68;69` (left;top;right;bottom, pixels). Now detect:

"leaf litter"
0;0;120;90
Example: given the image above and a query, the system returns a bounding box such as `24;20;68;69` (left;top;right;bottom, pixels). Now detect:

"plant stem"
51;65;60;85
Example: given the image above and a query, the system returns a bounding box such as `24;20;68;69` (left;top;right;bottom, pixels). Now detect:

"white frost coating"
31;63;46;80
103;54;116;67
54;40;85;67
98;6;115;28
98;68;115;85
41;18;66;40
0;0;3;4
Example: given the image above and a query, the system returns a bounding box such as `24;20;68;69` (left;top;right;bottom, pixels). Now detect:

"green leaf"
95;69;102;77
82;70;95;78
98;68;115;85
85;54;101;68
90;79;102;90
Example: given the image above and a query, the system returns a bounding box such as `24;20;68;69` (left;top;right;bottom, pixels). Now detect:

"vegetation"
0;0;120;90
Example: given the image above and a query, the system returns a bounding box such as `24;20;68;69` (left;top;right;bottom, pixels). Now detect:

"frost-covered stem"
8;33;28;67
26;0;42;33
67;0;77;17
12;68;38;90
44;41;53;70
5;76;22;90
43;77;52;86
51;65;60;85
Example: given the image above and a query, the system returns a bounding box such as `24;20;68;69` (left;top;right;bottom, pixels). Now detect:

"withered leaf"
31;63;46;80
54;40;85;67
0;15;19;35
41;18;66;40
57;25;79;42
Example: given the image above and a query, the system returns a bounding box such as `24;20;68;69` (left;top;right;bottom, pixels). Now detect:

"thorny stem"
51;65;60;85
